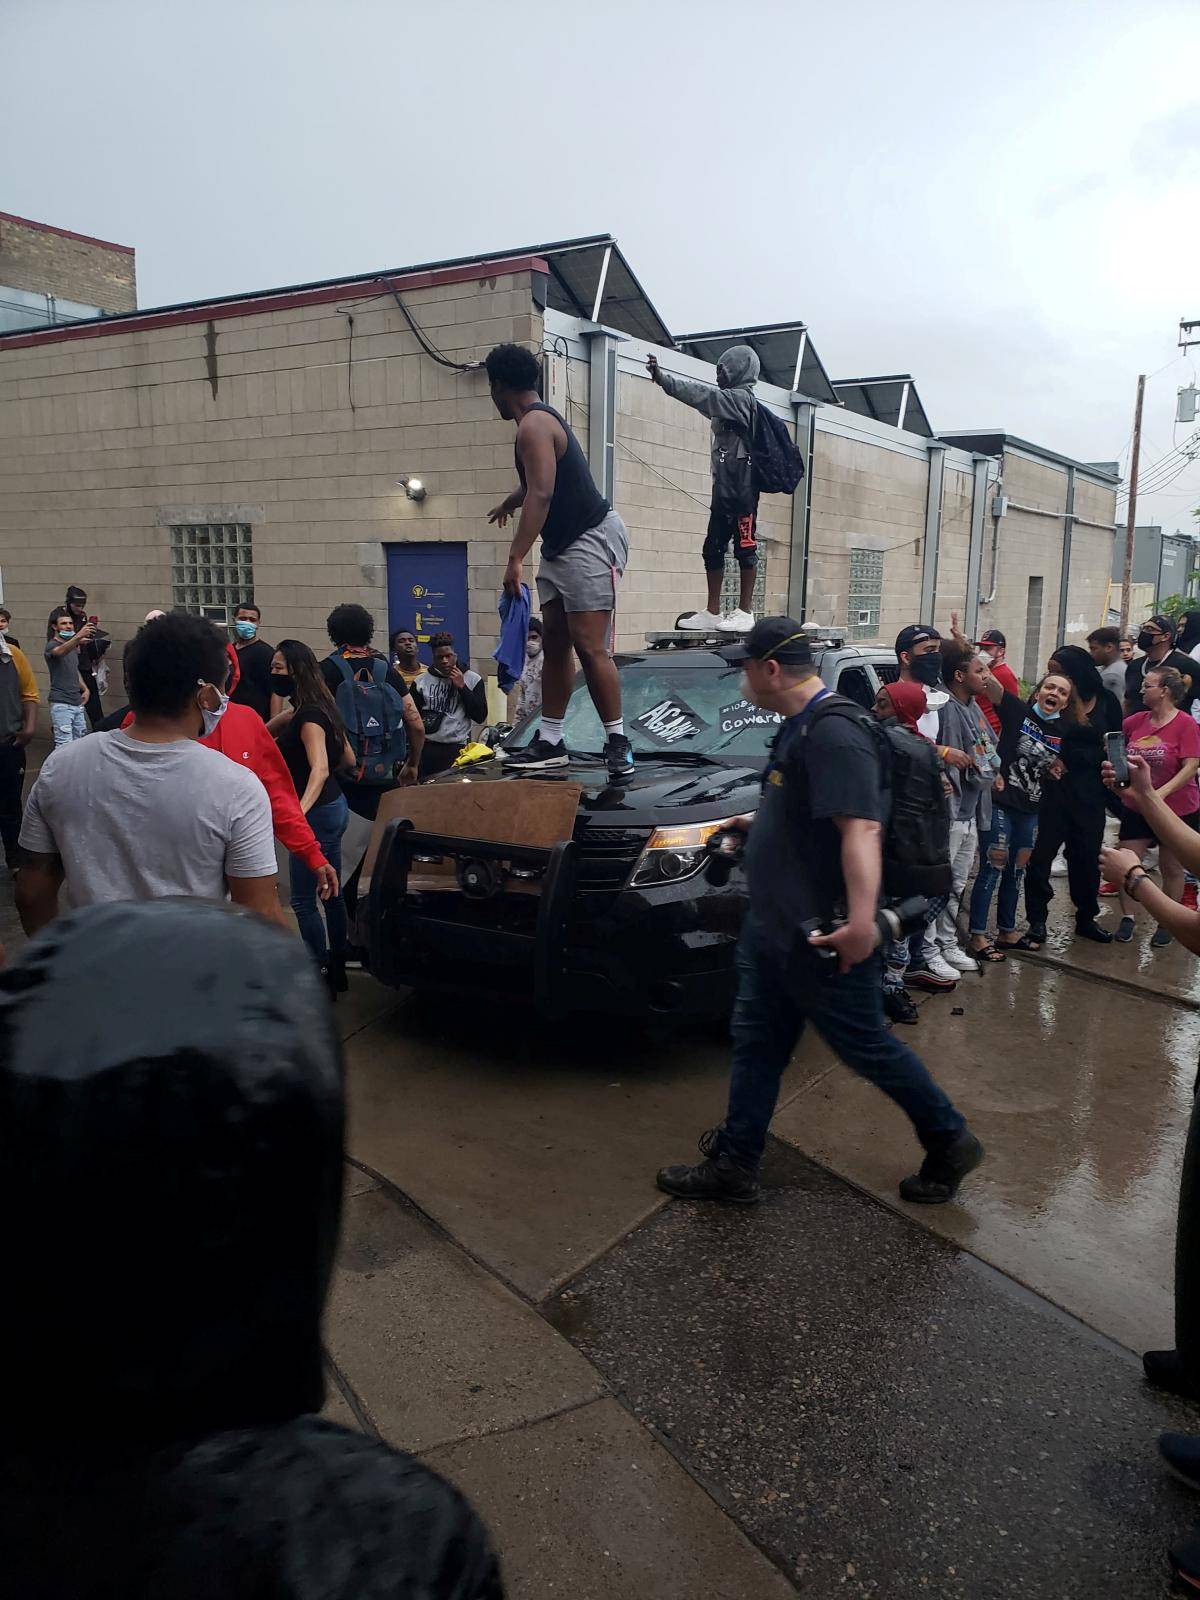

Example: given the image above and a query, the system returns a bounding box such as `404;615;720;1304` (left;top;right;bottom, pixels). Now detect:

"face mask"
527;638;543;658
57;628;75;641
234;620;258;640
1031;701;1060;722
198;689;229;738
270;672;294;698
912;653;942;687
1138;630;1160;653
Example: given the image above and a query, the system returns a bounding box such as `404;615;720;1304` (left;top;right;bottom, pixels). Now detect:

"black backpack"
791;695;952;900
749;402;806;496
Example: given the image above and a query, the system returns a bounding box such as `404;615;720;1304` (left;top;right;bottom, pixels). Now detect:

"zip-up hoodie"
0;901;503;1598
657;344;761;514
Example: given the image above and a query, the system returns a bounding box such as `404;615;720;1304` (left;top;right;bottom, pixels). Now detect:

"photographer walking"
656;619;983;1207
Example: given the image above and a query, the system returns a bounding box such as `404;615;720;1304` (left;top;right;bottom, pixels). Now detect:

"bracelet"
1125;867;1148;900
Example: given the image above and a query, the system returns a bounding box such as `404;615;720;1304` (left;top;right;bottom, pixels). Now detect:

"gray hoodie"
658;345;760;515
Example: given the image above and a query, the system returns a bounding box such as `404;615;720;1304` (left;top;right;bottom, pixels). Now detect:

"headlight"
629;819;739;888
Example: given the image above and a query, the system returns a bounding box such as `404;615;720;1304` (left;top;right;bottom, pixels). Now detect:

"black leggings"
1024;796;1105;929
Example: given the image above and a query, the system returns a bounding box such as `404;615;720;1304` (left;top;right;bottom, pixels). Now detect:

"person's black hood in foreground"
0;899;343;1446
0;903;502;1599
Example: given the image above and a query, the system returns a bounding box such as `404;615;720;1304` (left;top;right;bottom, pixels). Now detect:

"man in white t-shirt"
17;613;283;934
413;631;488;778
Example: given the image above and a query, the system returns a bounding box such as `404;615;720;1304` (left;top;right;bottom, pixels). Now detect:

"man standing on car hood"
656;617;984;1208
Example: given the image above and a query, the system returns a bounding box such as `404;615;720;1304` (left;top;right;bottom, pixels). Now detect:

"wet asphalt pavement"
6;823;1200;1596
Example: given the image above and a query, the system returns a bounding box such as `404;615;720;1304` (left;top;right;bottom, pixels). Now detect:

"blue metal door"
385;542;469;669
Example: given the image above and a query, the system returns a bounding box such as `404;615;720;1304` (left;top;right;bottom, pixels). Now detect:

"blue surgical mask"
199;689;229;738
1031;701;1060;722
57;628;75;641
234;619;258;640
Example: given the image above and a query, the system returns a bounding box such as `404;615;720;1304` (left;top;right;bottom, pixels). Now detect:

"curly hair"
484;343;540;392
430;631;455;651
125;613;229;717
326;603;374;649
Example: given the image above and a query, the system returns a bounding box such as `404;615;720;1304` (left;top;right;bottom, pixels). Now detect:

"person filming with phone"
1107;665;1200;948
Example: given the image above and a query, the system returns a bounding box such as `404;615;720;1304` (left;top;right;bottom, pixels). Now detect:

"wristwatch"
1125;866;1149;900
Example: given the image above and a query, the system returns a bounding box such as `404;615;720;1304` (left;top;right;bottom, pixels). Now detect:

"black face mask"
270;673;294;698
911;653;943;688
1137;630;1161;653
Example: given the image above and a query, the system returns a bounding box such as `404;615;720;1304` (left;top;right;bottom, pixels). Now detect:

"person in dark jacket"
1021;644;1121;947
0;901;503;1599
64;583;110;727
1126;613;1197;714
648;344;761;634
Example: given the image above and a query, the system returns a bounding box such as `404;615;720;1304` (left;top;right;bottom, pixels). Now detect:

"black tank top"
514;402;610;560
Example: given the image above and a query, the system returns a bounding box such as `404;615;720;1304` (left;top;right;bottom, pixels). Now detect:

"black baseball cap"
980;628;1006;648
894;624;941;660
719;616;813;666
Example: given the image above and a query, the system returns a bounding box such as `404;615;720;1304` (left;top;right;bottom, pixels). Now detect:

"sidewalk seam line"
418;1393;608;1458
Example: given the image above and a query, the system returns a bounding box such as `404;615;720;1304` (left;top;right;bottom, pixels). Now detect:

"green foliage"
1157;594;1192;624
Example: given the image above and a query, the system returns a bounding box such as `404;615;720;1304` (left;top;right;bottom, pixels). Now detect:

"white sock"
603;719;624;738
540;717;564;746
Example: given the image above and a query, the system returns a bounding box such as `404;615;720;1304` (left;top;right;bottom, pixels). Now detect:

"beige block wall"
0;215;136;314
806;429;928;640
613;370;790;644
932;463;977;627
975;452;1067;679
1065;476;1117;642
0;270;539;694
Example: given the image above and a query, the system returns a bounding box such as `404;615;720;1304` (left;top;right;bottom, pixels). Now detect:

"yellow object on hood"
452;741;496;768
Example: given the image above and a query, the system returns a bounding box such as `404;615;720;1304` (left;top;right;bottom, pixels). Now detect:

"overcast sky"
5;0;1200;535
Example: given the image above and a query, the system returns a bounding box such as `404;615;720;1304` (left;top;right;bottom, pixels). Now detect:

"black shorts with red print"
703;504;759;572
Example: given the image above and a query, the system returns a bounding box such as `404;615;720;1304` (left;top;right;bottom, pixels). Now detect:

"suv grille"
573;823;652;894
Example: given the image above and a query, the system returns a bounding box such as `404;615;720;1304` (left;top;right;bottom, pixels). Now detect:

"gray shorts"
536;509;628;614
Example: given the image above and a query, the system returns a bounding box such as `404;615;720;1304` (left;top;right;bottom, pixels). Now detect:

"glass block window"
847;547;884;640
170;524;254;624
721;552;767;616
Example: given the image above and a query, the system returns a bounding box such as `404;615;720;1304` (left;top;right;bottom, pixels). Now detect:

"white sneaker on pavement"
942;947;980;974
924;952;962;982
1051;849;1068;877
678;610;723;631
718;609;756;633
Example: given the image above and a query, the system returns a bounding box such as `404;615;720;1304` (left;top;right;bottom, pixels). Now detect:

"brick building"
0;211;136;333
0;229;1118;710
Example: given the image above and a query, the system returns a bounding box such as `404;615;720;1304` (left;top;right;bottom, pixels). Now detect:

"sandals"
1004;931;1045;952
968;940;1008;963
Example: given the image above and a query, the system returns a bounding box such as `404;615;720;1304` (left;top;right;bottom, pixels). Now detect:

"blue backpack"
749;402;806;495
326;653;408;785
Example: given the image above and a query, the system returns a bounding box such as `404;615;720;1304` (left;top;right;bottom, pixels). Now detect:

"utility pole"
1120;372;1146;634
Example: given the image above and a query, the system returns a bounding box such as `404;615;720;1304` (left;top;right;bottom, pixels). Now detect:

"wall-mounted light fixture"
397;474;426;503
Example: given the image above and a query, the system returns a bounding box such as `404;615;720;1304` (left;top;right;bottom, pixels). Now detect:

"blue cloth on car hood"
494;582;531;693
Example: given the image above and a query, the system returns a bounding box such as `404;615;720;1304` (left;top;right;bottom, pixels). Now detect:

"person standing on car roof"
647;345;760;636
485;343;633;782
656;618;984;1208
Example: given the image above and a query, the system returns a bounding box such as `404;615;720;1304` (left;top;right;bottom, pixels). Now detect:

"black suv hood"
430;752;762;826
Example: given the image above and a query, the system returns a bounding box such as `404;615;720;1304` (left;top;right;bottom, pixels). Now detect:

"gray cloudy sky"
5;0;1200;534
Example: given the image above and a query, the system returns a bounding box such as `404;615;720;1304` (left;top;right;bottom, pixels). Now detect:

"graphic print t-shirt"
1121;708;1200;816
993;691;1062;814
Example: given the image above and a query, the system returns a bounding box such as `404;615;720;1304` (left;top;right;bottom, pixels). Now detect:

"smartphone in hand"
1105;730;1130;788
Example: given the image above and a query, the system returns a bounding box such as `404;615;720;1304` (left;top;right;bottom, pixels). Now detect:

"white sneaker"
924;952;961;983
718;609;756;633
942;947;980;974
677;610;723;631
1050;849;1068;878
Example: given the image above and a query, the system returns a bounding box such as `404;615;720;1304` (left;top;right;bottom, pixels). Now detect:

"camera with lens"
703;826;747;887
798;895;930;960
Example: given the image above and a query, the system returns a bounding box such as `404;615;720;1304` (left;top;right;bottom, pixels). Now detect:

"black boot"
1075;919;1113;944
899;1130;985;1204
1145;1348;1200;1400
327;954;349;993
319;963;339;1003
656;1128;760;1204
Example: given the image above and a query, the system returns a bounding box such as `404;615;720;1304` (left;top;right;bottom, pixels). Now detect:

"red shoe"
1185;884;1198;911
1099;881;1119;895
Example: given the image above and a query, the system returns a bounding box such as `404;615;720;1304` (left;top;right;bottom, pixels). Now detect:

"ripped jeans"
968;804;1039;937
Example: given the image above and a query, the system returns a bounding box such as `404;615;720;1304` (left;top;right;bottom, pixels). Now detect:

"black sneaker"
604;733;635;780
503;736;569;772
656;1128;760;1204
883;987;920;1025
1160;1432;1200;1491
1152;926;1173;949
1115;916;1136;943
898;1130;984;1204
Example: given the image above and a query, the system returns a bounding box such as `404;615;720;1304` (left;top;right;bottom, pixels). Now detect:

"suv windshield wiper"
633;749;719;765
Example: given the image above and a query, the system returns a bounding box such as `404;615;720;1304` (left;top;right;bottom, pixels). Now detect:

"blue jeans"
289;793;349;964
50;703;87;747
720;919;966;1171
968;805;1038;937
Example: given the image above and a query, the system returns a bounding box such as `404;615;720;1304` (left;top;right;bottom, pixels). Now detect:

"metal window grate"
847;547;884;640
169;524;254;624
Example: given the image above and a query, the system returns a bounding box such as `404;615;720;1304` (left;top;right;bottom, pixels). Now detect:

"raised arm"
648;354;755;423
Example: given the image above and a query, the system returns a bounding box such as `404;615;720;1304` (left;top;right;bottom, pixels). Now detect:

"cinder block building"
0;211;136;331
0;225;1118;706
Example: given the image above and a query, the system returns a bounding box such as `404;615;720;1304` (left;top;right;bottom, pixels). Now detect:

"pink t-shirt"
1123;709;1200;816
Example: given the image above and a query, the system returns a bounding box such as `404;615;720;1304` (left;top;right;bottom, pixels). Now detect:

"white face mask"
198;685;229;738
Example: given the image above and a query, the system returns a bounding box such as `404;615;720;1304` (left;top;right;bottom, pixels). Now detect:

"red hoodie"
123;646;328;874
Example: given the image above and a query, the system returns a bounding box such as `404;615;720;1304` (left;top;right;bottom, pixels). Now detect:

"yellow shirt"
9;645;38;702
